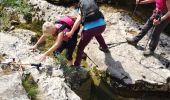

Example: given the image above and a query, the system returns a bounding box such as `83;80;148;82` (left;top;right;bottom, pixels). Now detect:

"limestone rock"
0;73;29;100
28;0;75;22
0;29;80;100
85;9;170;92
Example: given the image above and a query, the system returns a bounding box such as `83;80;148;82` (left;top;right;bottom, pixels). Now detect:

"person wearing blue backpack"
66;0;109;69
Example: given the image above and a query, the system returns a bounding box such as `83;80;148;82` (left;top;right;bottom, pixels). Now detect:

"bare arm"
138;0;155;4
161;0;170;21
30;34;47;51
66;14;81;37
34;34;47;47
43;32;64;56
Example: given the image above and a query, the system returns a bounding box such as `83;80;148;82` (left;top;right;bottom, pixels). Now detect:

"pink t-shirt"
55;24;70;41
156;0;167;11
55;24;70;32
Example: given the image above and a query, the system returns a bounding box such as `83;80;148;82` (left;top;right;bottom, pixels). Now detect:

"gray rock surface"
85;8;170;87
0;29;80;100
27;0;170;92
28;0;75;22
0;72;29;100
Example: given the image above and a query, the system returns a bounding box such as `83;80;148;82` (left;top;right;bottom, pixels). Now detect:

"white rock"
85;10;170;88
0;73;29;100
0;29;80;99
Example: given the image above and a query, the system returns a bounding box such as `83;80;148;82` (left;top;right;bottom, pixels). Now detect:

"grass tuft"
22;73;38;100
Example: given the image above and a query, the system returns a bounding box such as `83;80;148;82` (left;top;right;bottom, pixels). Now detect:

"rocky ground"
85;6;170;95
86;9;170;82
0;0;170;99
28;0;170;98
0;29;80;100
0;72;29;100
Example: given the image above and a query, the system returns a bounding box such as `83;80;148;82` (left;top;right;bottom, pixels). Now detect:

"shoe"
126;37;138;46
143;49;154;56
99;46;110;53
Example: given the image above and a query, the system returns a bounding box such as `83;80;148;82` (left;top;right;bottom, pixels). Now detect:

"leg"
65;40;77;65
74;28;99;66
74;26;108;66
66;28;79;65
94;25;108;49
126;14;155;46
133;16;154;42
149;19;170;51
53;42;66;56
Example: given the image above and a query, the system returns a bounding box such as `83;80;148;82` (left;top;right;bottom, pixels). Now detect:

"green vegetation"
0;1;38;97
17;19;44;39
0;53;4;61
1;0;31;14
22;73;38;100
0;0;32;30
17;18;57;53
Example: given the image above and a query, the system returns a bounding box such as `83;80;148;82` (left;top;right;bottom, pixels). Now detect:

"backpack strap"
54;21;71;36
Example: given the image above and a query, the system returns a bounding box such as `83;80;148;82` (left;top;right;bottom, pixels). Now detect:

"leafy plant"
1;0;31;14
0;0;32;30
0;10;10;30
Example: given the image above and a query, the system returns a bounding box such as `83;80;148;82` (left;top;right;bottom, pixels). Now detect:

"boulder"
0;72;29;100
28;0;75;22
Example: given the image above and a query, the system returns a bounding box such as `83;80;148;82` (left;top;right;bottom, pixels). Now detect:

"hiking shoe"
99;46;110;53
126;37;138;46
143;49;154;56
